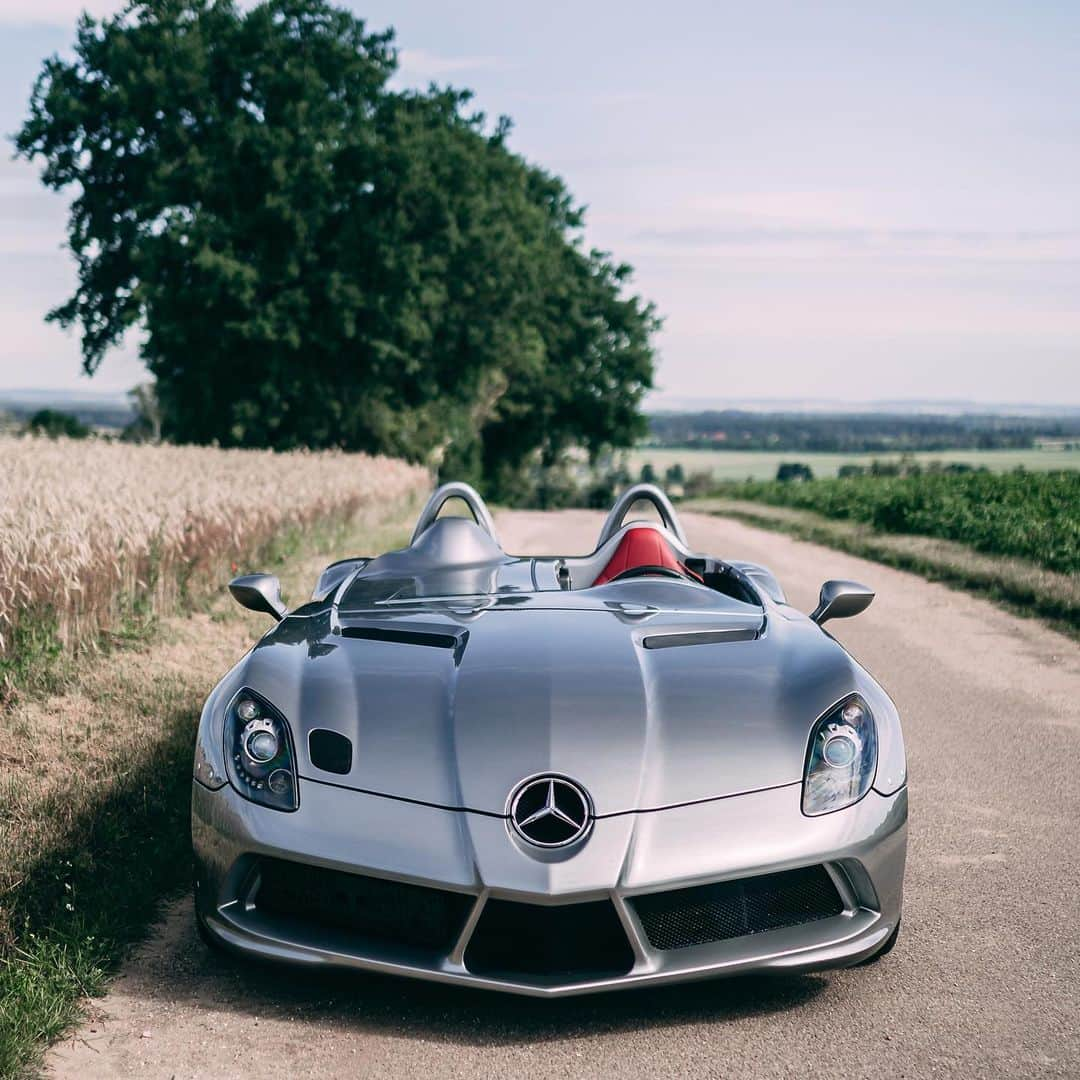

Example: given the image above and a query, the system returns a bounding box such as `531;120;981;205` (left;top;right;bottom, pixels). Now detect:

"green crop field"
628;446;1080;483
699;470;1079;575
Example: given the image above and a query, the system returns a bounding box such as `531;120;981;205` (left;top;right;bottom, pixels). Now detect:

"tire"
195;909;224;953
857;919;900;966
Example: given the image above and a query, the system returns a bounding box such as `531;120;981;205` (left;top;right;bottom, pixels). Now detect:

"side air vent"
641;627;760;650
308;729;352;774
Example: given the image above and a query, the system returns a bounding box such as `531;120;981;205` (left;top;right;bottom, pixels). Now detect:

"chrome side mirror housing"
810;580;874;625
229;573;287;621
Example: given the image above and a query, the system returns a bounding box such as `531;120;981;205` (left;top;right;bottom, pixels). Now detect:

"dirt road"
48;510;1080;1078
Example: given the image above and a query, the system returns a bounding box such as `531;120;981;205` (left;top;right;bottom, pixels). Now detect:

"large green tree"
16;0;658;490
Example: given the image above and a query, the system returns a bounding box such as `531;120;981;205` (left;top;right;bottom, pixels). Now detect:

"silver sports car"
192;482;907;996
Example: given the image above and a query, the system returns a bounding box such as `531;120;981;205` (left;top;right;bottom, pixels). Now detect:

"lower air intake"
255;858;473;954
632;865;844;951
464;898;634;980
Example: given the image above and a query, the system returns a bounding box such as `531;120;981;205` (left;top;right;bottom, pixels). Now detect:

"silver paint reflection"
193;483;907;994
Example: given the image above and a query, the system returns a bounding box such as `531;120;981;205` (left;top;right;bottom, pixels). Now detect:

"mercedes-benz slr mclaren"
192;482;907;996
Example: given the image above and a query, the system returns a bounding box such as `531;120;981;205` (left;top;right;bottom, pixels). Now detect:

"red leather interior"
593;526;692;586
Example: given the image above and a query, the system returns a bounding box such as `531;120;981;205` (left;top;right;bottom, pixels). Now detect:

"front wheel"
195;908;224;953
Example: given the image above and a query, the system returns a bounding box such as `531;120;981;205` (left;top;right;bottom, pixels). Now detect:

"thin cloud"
0;1;124;26
396;48;509;82
0;162;68;258
631;224;1080;262
516;90;652;109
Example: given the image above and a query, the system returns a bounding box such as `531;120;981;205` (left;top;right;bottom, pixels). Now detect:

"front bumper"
192;778;907;997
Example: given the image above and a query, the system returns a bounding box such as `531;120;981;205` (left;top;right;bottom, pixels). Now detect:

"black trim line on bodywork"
596;780;801;818
296;773;505;817
873;780;908;799
295;773;805;819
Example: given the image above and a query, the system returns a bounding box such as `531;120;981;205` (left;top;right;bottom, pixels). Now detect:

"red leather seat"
593;526;693;586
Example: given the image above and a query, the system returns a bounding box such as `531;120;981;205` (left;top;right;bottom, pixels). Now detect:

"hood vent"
641;627;760;650
341;625;469;663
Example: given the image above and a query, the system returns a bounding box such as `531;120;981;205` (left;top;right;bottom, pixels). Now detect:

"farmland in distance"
628;446;1079;482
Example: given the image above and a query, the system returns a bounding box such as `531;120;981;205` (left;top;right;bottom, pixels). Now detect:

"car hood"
234;596;860;816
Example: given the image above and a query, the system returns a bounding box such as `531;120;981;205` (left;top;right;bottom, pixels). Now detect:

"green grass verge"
687;497;1080;638
0;614;66;704
0;699;198;1077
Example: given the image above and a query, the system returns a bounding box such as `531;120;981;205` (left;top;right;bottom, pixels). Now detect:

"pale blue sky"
2;1;1078;405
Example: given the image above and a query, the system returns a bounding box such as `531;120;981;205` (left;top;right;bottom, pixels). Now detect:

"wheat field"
0;436;429;679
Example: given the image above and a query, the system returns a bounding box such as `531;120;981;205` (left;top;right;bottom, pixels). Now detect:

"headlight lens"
244;723;280;763
224;690;298;811
802;694;876;816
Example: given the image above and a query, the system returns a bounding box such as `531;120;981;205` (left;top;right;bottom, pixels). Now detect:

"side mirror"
229;573;287;621
810;580;874;626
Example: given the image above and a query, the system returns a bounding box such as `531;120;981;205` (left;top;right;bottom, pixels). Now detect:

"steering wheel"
410;482;500;546
610;565;688;583
595;483;689;550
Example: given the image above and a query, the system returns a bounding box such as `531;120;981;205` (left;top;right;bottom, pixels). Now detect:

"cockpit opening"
329;482;763;610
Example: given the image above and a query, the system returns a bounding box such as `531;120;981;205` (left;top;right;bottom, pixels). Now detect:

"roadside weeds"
0;505;418;1080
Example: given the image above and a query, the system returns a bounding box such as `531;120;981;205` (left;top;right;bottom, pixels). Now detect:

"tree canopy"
16;0;659;493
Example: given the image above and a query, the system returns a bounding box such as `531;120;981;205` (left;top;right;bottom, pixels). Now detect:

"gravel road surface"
48;510;1080;1079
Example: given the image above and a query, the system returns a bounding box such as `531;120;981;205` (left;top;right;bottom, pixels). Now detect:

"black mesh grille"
464;898;634;980
255;858;474;954
632;865;844;951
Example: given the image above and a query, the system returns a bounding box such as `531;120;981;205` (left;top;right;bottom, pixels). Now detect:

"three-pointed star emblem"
509;775;591;848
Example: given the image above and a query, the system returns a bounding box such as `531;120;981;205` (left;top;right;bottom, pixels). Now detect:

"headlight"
802;694;876;816
224;689;298;811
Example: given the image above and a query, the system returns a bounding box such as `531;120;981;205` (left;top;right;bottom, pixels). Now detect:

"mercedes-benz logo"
509;775;592;848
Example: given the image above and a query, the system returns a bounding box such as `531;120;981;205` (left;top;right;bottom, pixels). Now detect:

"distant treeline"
647;411;1080;452
0;401;134;432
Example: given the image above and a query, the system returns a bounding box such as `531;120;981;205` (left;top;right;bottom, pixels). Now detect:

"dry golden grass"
0;436;429;690
0;499;419;1077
